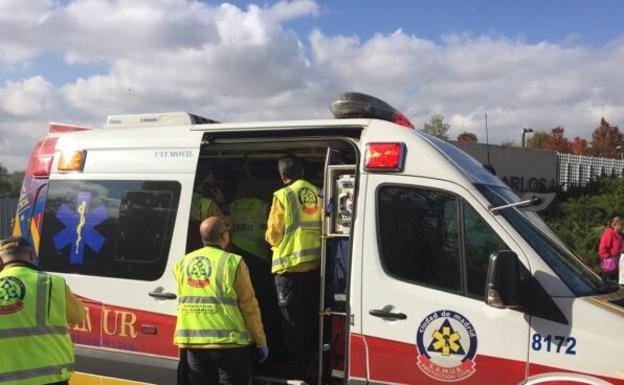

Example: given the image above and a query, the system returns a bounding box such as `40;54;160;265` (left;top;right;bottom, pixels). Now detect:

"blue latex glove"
257;346;269;363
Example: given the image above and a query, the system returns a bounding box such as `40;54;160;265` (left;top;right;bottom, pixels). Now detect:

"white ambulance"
12;93;624;385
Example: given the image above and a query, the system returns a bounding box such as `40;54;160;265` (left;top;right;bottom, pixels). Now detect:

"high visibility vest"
190;193;215;222
173;247;252;346
0;265;74;385
271;179;322;274
229;198;270;262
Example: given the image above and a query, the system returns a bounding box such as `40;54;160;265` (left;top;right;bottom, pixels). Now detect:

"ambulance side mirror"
485;250;523;309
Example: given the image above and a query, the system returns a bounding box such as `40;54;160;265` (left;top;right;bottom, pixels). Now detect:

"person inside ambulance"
174;217;268;385
229;179;286;363
0;236;86;385
188;163;227;251
265;154;322;378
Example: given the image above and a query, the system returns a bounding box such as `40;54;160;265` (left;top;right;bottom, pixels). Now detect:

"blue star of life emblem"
53;191;108;264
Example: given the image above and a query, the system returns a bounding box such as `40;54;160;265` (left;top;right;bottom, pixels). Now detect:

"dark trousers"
274;270;320;364
186;347;254;385
602;270;618;282
234;246;286;360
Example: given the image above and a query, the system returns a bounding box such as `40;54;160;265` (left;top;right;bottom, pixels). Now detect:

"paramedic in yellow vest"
188;164;226;251
0;236;86;385
265;155;321;371
174;217;268;385
229;193;287;360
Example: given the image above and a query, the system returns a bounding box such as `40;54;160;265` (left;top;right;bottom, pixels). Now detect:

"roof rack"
104;112;217;128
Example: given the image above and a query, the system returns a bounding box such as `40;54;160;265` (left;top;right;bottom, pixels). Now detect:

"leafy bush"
541;177;624;270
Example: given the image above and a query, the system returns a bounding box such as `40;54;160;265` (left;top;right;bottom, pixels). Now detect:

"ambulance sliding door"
359;175;530;385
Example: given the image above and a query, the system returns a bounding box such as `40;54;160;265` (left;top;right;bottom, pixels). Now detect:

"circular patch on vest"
298;187;319;215
0;276;26;314
186;256;212;288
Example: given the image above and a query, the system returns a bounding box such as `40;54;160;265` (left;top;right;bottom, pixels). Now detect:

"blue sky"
241;0;624;45
3;1;623;87
1;0;624;170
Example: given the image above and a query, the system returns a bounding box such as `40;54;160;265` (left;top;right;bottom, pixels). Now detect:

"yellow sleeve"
65;285;86;326
265;197;285;247
234;261;267;347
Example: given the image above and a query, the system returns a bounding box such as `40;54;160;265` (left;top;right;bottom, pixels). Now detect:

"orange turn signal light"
58;150;86;172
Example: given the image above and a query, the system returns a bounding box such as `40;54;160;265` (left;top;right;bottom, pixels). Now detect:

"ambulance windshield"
477;184;612;297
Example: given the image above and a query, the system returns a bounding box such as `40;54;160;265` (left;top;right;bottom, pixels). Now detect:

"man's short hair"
278;155;303;180
0;236;32;259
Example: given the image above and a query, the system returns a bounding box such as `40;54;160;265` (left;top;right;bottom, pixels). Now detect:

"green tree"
541;176;624;271
0;165;23;198
422;113;450;139
525;131;549;149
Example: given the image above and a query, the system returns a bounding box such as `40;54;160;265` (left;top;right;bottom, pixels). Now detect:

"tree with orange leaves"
457;131;478;142
589;118;624;158
570;137;589;155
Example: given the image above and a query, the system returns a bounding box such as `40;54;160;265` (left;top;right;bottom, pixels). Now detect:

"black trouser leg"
236;247;286;361
186;347;253;385
274;270;320;364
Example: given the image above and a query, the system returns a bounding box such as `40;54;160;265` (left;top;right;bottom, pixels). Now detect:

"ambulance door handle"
149;287;177;300
369;308;407;320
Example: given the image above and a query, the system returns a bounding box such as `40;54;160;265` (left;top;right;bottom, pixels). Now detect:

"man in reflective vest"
229;196;286;360
188;164;226;251
174;216;268;385
229;197;270;263
0;236;85;385
265;155;321;374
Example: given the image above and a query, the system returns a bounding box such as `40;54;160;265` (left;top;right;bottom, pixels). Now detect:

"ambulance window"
377;186;462;294
39;180;180;281
463;203;507;298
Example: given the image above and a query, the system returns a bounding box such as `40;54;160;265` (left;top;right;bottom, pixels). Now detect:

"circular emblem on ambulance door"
416;310;478;382
0;276;26;314
298;187;319;215
186;256;212;288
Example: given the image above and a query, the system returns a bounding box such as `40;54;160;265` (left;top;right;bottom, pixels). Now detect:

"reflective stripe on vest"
271;180;322;273
0;364;74;383
173;247;252;346
175;329;251;340
178;296;238;306
271;247;322;268
0;267;74;385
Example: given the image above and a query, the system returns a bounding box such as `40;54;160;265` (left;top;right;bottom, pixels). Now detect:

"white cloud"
1;0;624;171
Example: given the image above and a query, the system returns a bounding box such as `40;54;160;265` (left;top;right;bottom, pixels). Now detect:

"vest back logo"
186;256;212;288
298;187;319;215
416;310;478;382
0;276;26;314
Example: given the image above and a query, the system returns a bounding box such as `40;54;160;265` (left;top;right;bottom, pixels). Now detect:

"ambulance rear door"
37;125;204;383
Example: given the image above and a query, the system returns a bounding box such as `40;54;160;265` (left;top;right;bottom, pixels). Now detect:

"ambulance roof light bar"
330;92;414;129
104;112;218;128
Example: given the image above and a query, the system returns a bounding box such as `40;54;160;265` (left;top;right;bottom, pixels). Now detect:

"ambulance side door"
360;175;530;385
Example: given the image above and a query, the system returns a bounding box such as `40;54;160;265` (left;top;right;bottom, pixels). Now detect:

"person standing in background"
598;215;622;282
